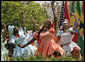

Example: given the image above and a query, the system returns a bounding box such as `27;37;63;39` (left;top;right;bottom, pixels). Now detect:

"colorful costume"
57;27;81;56
33;23;65;58
9;26;37;57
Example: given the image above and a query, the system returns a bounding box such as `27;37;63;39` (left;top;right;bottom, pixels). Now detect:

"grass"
11;53;84;61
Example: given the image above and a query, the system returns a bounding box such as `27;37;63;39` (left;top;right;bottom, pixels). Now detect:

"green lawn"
11;53;84;61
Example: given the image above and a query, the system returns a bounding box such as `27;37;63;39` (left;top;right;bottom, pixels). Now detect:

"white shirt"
19;27;26;38
56;27;81;55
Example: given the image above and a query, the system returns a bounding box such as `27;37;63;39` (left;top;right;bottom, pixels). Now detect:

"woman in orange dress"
18;19;65;58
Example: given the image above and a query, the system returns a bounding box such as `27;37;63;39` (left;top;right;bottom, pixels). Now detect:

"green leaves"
1;1;48;31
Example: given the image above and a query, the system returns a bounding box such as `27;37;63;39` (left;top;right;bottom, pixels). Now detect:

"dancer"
56;13;81;59
1;23;8;61
12;18;37;57
18;19;65;58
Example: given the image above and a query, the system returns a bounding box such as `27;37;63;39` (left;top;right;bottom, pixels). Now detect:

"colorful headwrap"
40;19;55;29
33;19;56;44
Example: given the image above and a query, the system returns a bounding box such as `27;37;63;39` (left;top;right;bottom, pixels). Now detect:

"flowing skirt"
62;41;81;56
12;44;37;57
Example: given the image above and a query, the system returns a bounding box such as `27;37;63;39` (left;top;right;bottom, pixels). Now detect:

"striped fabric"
58;1;64;29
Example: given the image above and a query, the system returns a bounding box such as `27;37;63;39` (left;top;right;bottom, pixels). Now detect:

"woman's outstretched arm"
18;38;36;48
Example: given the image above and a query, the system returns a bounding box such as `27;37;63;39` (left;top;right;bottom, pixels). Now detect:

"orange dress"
33;27;65;58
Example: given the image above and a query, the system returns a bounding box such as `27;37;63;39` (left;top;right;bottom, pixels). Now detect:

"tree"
1;1;48;31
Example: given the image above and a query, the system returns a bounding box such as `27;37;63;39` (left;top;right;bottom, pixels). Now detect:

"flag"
58;1;64;29
70;1;75;26
76;1;84;55
70;1;78;43
82;1;84;41
58;1;70;29
80;1;84;40
64;1;70;24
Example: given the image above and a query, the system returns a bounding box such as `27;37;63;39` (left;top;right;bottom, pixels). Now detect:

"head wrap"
40;19;54;29
63;19;68;24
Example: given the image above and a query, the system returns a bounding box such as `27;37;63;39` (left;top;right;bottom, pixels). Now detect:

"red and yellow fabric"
64;1;70;24
76;1;84;55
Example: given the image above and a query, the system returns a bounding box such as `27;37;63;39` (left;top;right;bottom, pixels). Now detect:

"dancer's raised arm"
21;11;25;28
30;18;36;33
71;13;79;31
51;1;58;30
